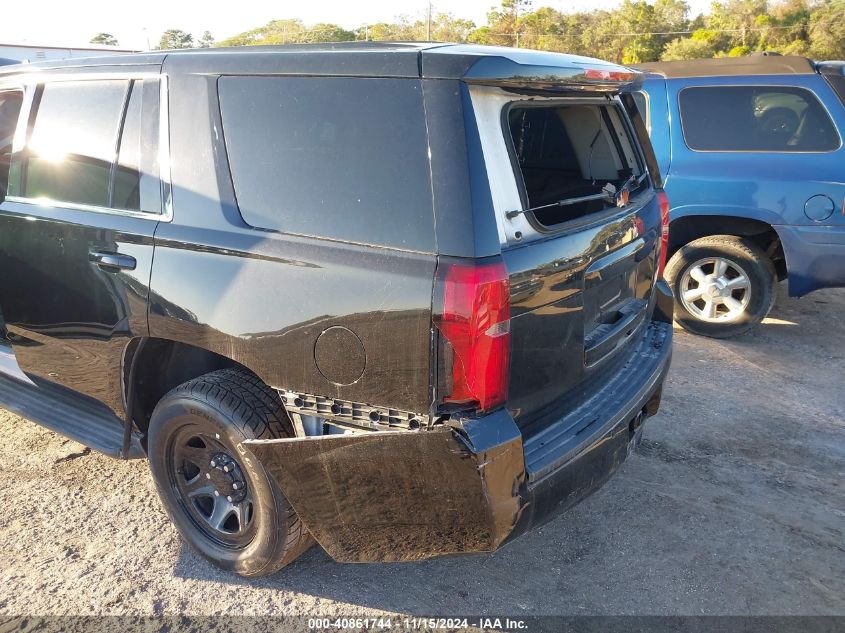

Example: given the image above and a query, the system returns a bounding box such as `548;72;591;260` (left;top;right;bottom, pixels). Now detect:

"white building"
0;42;139;64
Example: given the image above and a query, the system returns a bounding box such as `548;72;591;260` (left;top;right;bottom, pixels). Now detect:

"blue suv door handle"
89;250;137;272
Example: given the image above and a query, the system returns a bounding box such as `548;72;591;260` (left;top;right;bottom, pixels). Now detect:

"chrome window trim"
1;70;163;85
0;71;172;222
677;83;843;154
4;195;167;221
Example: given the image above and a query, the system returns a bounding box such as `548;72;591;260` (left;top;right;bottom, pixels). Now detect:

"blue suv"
635;56;845;337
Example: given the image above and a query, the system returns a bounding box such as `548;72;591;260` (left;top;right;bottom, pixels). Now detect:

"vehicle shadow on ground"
169;510;617;615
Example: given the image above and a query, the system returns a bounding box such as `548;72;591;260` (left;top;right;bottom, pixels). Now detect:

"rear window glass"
679;85;840;152
218;76;434;252
508;103;644;226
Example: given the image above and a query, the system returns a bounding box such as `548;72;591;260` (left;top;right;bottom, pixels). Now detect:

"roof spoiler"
463;56;642;93
817;61;845;76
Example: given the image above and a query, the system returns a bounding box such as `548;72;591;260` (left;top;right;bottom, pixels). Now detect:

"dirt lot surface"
1;285;843;618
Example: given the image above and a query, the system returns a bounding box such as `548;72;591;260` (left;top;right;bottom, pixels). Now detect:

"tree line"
90;30;215;50
91;0;845;63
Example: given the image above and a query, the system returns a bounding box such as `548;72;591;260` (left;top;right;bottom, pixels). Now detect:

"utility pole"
426;1;432;41
514;0;531;49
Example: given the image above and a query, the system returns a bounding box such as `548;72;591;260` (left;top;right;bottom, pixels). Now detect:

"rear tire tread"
155;367;311;576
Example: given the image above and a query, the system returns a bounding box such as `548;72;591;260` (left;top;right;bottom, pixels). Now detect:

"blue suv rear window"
679;85;840;153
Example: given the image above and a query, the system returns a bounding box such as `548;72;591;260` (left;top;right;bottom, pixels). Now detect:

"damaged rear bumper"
244;316;672;563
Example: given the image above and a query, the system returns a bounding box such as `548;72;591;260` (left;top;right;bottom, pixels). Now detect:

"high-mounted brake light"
657;191;670;278
434;259;510;413
583;68;637;82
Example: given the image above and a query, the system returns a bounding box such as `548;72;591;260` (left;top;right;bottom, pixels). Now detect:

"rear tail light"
433;258;510;413
657;191;670;278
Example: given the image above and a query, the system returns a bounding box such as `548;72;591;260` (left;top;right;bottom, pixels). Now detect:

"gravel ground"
1;285;843;618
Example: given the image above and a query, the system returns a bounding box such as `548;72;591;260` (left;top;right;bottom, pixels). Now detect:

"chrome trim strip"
1;70;163;85
3;196;162;221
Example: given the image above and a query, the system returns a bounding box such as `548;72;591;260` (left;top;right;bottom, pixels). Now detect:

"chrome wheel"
679;257;751;323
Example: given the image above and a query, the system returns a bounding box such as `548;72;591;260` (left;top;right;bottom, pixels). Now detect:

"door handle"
89;250;136;272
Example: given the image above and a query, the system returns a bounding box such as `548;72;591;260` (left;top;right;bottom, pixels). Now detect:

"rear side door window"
8;78;161;213
678;85;841;152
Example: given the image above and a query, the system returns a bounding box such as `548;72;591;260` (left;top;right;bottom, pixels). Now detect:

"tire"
147;367;312;576
664;235;777;338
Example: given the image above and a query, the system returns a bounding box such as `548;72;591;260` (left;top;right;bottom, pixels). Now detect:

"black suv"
0;43;673;576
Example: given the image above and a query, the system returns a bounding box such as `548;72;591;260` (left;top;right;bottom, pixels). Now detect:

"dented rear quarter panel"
149;69;437;414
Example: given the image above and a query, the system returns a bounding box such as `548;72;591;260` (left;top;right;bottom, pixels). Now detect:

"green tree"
219;19;304;45
358;21;411;41
219;19;355;45
661;34;717;59
475;0;534;47
304;23;356;42
808;0;845;59
359;13;473;42
518;7;567;51
213;0;837;63
158;29;194;49
90;33;118;46
428;13;476;41
198;31;215;48
707;0;768;50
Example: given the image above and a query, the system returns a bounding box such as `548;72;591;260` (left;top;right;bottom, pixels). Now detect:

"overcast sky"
2;0;711;51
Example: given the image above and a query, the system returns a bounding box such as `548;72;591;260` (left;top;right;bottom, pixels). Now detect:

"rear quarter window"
218;76;435;252
678;85;841;152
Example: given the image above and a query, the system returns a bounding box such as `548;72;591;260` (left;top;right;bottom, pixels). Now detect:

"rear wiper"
506;172;647;220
